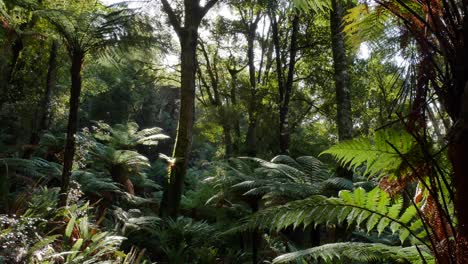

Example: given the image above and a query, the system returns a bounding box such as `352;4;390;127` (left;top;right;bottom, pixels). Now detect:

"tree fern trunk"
58;50;84;207
449;82;468;264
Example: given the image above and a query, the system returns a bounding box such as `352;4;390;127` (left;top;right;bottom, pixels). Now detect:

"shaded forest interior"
1;0;467;263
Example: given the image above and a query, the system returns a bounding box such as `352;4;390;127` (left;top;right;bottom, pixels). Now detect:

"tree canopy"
0;0;466;263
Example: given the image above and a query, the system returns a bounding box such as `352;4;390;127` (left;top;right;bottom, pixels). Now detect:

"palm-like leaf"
0;157;61;180
36;3;148;55
72;170;121;196
273;242;434;264
89;143;150;171
321;129;416;179
93;121;169;149
240;188;428;245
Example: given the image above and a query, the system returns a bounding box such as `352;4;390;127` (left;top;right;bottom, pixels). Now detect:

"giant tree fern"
92;121;169;150
207;155;365;207
321;129;416;180
241;187;428;245
273;242;434;263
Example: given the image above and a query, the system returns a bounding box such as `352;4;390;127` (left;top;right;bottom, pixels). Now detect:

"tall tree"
269;0;300;154
330;0;353;179
197;40;233;158
238;2;263;156
159;0;219;218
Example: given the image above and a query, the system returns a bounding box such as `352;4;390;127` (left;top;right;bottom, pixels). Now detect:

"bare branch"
160;0;182;35
201;0;219;17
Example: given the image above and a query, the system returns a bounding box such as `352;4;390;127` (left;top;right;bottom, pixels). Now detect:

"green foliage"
37;132;66;157
0;0;456;263
89;143;150;171
321;129;416;179
231;155;337;202
343;3;393;48
157;217;218;264
45;203;127;264
72;170;121;196
206;155;365;209
92;121;169;150
36;1;153;56
273;242;434;263
0;157;61;180
113;207;161;236
0;186;131;264
241;187;427;244
292;0;331;12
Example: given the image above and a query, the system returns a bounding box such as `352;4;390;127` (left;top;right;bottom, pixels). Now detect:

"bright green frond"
321;129;415;179
241;187;427;245
273;242;434;263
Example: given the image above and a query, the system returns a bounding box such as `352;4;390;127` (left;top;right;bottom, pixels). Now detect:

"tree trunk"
245;24;258;156
271;8;299;154
41;40;58;134
23;40;58;159
161;29;198;218
228;68;241;155
58;50;84;207
449;81;468;264
330;0;353;179
0;36;23;107
112;166;135;195
448;17;468;264
159;0;218;218
221;114;233;158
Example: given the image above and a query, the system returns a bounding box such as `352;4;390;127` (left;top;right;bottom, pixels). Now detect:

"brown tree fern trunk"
58;50;84;207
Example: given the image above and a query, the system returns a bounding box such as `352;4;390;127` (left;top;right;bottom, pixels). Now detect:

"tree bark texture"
245;22;259;157
228;69;242;155
270;6;299;154
330;0;353;179
58;50;84;207
159;0;218;217
163;30;198;217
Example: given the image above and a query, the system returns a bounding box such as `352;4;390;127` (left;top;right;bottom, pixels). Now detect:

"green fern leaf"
272;242;434;263
321;129;415;179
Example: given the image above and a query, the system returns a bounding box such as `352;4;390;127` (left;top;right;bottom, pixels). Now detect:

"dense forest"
0;0;467;263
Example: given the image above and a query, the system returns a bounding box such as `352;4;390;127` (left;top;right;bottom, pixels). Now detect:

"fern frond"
72;171;121;195
292;0;331;13
343;4;393;48
273;242;434;264
241;187;427;244
270;155;303;170
321;129;415;179
0;158;61;180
